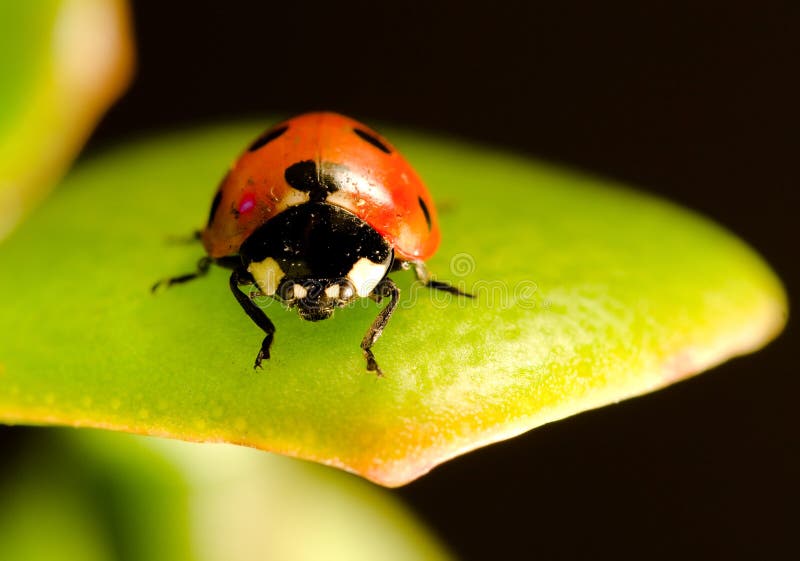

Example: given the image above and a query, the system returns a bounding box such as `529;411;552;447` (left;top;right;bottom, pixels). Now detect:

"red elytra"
202;112;441;261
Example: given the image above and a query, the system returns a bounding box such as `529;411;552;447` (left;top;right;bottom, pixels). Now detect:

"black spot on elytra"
284;160;342;202
418;196;432;230
248;125;288;152
207;190;223;226
353;128;391;154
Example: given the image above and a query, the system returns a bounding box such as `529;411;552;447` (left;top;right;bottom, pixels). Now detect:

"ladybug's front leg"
361;278;400;377
229;268;276;369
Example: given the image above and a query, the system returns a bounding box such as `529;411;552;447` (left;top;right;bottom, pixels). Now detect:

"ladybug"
155;112;470;375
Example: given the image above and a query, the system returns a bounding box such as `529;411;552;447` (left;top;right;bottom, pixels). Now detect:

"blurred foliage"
0;0;134;240
0;122;786;486
0;429;452;561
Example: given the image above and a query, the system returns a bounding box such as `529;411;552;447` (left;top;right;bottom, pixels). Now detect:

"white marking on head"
325;284;340;299
293;284;308;299
247;257;284;296
347;257;390;297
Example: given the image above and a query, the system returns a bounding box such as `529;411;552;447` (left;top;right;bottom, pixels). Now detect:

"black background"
28;1;800;559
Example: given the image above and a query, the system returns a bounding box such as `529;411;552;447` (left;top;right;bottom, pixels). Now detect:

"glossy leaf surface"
0;123;786;486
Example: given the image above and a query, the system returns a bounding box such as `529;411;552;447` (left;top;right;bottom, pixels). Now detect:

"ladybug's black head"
240;202;393;321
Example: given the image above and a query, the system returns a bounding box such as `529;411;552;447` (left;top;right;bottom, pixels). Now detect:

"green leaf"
0;122;786;486
1;429;451;560
0;442;117;561
0;0;134;240
0;430;193;561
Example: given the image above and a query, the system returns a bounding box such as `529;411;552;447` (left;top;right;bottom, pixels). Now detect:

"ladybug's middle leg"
151;256;242;292
410;260;474;298
229;268;276;369
361;277;400;377
151;257;213;292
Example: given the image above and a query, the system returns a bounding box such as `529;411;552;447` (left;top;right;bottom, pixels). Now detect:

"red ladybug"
156;112;470;375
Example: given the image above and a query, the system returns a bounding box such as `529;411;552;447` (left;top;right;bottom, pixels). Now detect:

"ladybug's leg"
152;256;242;293
361;277;400;377
151;257;212;292
213;256;242;270
165;230;202;244
411;260;474;297
229;268;276;369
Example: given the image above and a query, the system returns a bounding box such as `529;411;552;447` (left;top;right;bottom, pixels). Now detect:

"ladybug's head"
240;202;393;321
274;277;357;321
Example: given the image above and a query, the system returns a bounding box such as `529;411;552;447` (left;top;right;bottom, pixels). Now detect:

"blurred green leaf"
0;122;786;486
135;435;453;561
0;439;117;561
0;429;451;561
0;0;134;239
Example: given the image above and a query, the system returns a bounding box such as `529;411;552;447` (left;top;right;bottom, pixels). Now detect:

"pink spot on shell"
238;194;256;214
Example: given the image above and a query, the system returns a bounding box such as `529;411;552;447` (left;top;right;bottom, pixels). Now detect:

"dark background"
37;1;800;559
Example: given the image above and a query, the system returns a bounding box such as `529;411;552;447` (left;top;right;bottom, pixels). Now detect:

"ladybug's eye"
277;280;296;302
338;281;355;301
324;280;356;302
